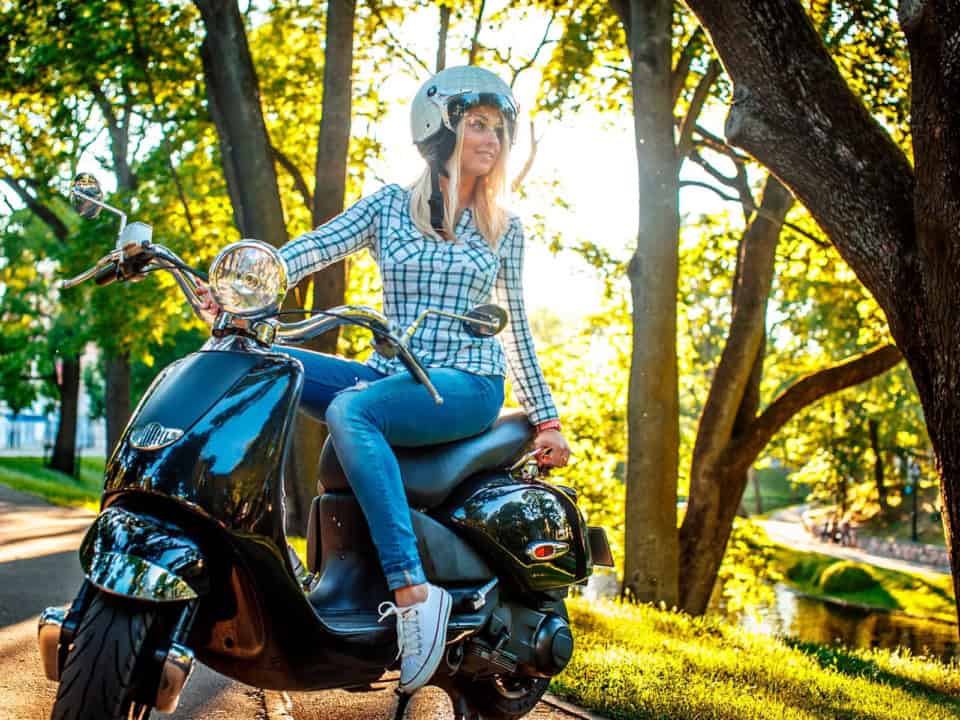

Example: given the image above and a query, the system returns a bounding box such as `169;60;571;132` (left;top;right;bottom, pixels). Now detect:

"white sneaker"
378;584;452;693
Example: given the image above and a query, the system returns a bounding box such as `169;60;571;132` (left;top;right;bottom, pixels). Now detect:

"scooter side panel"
439;472;593;593
103;350;302;537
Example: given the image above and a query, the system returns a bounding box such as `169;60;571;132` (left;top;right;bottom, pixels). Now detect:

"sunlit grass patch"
552;596;960;720
0;456;103;511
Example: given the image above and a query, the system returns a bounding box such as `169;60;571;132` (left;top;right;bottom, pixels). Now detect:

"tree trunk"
869;418;887;510
104;353;131;458
681;0;960;621
436;4;450;72
283;0;358;533
310;0;355;333
194;0;288;250
614;0;680;605
49;354;80;477
678;176;790;612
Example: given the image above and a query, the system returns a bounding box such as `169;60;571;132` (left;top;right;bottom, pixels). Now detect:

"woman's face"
459;106;504;179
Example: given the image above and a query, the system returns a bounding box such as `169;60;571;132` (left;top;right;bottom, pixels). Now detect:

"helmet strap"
429;167;445;233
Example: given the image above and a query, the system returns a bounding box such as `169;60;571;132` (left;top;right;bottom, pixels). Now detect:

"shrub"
818;561;879;594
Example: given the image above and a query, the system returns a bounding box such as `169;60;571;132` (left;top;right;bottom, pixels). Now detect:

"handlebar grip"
94;261;120;286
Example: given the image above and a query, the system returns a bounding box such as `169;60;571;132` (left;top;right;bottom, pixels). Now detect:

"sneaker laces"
378;601;423;660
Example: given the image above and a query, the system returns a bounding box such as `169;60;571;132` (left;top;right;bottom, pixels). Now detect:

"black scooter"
37;175;613;720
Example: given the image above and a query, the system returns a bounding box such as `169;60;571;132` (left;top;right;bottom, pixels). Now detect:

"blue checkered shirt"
279;184;559;425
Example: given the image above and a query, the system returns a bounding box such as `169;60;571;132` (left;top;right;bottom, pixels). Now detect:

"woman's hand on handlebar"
534;429;572;468
196;284;221;326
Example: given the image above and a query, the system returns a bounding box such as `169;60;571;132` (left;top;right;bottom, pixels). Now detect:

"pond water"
734;583;960;663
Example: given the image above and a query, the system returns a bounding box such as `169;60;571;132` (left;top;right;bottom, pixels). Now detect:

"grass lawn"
0;455;104;511
554;596;960;720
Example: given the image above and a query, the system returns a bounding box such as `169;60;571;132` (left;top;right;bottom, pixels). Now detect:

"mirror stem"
69;191;128;232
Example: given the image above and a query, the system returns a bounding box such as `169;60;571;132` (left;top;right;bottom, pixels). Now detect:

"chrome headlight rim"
208;239;288;318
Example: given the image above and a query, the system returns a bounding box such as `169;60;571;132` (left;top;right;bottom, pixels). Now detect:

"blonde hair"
409;110;511;247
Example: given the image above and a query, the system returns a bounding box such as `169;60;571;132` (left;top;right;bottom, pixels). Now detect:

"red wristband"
535;419;561;433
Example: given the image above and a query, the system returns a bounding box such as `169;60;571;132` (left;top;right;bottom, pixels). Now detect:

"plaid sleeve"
278;187;387;286
494;217;559;425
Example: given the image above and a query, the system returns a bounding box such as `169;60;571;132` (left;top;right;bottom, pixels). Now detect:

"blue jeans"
281;347;505;591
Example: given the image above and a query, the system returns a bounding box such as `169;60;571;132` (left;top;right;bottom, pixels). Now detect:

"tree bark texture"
105;353;131;458
678;176;791;613
682;0;960;621
276;0;360;535
614;0;680;605
310;0;356;347
49;355;80;477
194;0;288;250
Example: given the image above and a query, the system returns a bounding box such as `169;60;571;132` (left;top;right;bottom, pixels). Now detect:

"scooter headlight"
209;240;288;317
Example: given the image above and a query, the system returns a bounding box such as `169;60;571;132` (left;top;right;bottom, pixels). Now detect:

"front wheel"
51;593;159;720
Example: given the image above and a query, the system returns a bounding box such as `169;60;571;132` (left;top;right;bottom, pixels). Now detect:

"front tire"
51;593;158;720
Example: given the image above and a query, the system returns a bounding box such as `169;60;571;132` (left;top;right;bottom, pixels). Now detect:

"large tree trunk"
287;0;358;534
680;0;960;621
194;0;288;250
104;353;131;457
613;0;680;605
49;354;80;476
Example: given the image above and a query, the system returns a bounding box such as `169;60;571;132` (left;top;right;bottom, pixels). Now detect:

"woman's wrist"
535;419;561;433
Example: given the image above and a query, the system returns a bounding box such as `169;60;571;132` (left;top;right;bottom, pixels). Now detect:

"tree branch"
2;176;69;241
271;145;313;211
468;0;487;65
676;60;721;164
367;0;430;75
681;0;915;326
672;26;705;107
511;120;539;192
509;10;557;88
722;345;904;473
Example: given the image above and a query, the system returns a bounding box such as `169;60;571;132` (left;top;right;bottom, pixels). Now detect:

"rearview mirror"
462;304;508;337
69;173;104;219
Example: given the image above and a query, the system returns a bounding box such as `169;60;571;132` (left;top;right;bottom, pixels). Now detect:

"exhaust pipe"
154;643;195;713
38;607;67;681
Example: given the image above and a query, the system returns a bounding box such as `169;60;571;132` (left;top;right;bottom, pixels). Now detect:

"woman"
203;66;570;694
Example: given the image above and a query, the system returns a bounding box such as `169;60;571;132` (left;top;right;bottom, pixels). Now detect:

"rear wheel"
51;593;159;720
457;675;550;720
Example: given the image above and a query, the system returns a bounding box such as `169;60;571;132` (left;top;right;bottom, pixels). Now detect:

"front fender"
79;507;208;602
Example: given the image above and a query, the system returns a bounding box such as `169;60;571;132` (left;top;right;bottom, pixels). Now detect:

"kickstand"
452;694;480;720
393;690;413;720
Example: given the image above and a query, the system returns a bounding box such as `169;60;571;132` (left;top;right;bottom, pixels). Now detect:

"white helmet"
410;66;518;147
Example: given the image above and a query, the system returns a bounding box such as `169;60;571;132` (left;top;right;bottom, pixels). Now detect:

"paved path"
0;484;596;719
758;505;950;578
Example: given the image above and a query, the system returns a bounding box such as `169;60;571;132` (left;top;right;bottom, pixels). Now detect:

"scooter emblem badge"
130;422;184;450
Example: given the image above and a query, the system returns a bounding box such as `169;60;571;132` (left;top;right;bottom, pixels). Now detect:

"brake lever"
60;251;122;289
397;347;443;405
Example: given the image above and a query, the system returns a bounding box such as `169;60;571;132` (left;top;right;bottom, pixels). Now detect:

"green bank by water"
767;539;956;624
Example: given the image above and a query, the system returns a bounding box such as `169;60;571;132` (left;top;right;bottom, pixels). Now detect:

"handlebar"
274;306;443;405
63;246;443;404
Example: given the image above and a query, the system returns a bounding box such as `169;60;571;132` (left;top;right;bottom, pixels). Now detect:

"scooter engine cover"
441;473;593;592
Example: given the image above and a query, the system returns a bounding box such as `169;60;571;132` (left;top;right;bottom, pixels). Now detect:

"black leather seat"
317;410;533;508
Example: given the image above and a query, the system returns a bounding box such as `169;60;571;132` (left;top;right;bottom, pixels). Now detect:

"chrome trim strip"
85;552;198;602
525;540;570;562
37;607;67;681
155;642;195;713
129;422;184;450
